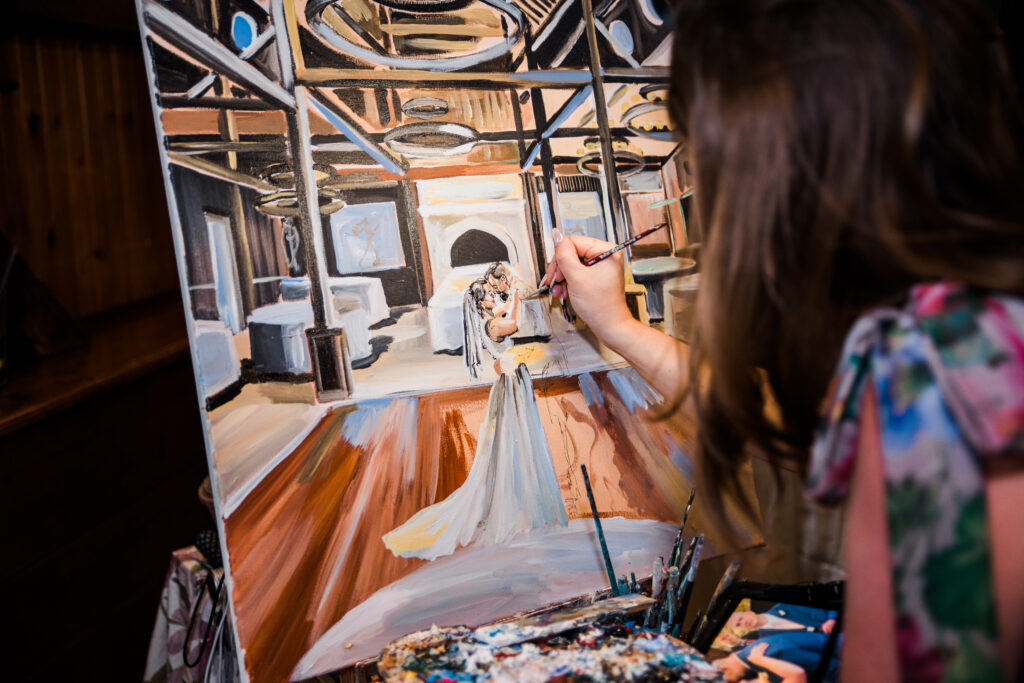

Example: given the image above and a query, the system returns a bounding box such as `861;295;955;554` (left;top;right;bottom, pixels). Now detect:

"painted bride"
382;267;568;562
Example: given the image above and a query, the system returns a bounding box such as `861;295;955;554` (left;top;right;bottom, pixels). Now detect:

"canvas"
133;1;761;680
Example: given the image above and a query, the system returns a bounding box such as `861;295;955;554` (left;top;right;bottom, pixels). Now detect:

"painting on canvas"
133;0;761;679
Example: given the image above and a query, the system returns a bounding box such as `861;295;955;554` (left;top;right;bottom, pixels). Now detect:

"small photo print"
709;599;840;682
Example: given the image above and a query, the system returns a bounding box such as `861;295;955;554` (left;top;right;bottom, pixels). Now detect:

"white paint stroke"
219;402;332;517
383;366;568;561
293;517;684;679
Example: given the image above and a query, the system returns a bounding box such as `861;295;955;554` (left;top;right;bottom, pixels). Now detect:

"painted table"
663;273;700;343
279;276;390;325
630;256;697;321
248;299;371;375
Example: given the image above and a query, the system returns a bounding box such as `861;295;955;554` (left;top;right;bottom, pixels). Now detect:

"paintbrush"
521;284;550;300
684;609;703;643
667;539;697;635
523;222;670;300
661;566;681;631
669;487;696;568
580;464;620;597
583;222;668;266
690;559;742;650
644;557;667;627
671;536;703;637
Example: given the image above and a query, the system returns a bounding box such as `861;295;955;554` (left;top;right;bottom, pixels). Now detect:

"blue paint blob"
609;20;635;56
607;367;658;413
578;372;604;407
667;442;694;480
231;12;257;51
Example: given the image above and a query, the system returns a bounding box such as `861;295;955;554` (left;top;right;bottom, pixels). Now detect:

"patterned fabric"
808;282;1024;682
144;547;239;683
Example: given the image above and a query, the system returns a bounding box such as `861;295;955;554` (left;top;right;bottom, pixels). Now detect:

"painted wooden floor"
223;367;755;682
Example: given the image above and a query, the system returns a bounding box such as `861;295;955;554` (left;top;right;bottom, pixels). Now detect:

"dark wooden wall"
0;29;177;318
3;3;214;681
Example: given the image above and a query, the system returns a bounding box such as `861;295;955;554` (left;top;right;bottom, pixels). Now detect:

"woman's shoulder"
808;282;1024;502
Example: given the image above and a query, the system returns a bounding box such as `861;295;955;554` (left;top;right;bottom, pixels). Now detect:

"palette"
378;597;724;683
476;595;654;648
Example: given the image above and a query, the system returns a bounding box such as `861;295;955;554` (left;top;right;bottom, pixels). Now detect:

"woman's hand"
541;228;690;402
542;229;632;339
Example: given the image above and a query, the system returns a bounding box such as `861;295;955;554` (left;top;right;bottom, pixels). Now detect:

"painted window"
329;201;406;274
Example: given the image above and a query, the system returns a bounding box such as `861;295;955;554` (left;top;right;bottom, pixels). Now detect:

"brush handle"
582;223;667;267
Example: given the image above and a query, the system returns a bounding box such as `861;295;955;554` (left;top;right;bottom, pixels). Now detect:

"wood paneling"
0;34;179;318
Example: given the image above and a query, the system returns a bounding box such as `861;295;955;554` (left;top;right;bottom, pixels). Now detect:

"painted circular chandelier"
622;102;675;142
259;162;335;188
576;137;645;178
305;0;525;72
383;122;480;158
255;189;346;217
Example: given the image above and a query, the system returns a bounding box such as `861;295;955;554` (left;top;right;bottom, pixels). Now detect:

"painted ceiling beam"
142;0;296;112
168;140;288;154
521;86;593;172
185;27;276;99
166;151;278;192
295;67;668;90
307;89;410;176
159;95;278;111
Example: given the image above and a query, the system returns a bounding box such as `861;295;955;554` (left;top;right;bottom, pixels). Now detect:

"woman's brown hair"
668;0;1024;520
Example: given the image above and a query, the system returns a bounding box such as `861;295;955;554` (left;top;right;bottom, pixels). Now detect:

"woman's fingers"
541;259;563;286
565;234;617;260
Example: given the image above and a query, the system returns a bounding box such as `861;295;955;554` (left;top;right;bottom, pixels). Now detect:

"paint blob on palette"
378;621;725;682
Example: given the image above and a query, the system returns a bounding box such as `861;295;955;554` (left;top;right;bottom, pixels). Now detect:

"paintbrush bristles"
644;557;667;628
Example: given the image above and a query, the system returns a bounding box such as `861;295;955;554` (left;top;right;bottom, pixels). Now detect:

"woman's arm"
545;230;689;399
846;385;1024;682
987;463;1024;682
745;643;808;683
842;384;901;682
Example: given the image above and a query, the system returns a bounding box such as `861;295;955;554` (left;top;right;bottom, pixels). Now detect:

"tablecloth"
143;547;238;683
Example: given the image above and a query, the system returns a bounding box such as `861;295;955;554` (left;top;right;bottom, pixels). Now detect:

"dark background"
1;0;1021;680
3;2;211;680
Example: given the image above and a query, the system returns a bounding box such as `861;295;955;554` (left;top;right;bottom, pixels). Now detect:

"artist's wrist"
596;312;647;357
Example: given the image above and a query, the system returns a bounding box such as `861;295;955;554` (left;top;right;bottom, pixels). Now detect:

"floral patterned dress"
807;282;1024;682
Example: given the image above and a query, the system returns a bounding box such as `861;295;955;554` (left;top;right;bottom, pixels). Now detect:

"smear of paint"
607;367;661;413
339;398;393;447
578;372;604;408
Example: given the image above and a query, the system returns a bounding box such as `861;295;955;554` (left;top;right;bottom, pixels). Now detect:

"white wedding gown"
383;363;569;561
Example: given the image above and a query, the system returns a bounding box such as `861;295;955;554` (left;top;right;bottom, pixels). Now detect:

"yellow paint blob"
384;521;449;554
507;343;546;365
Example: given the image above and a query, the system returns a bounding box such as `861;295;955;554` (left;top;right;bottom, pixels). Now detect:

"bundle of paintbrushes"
644;488;700;637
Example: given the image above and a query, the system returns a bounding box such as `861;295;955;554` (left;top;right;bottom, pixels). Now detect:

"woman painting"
544;1;1024;680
